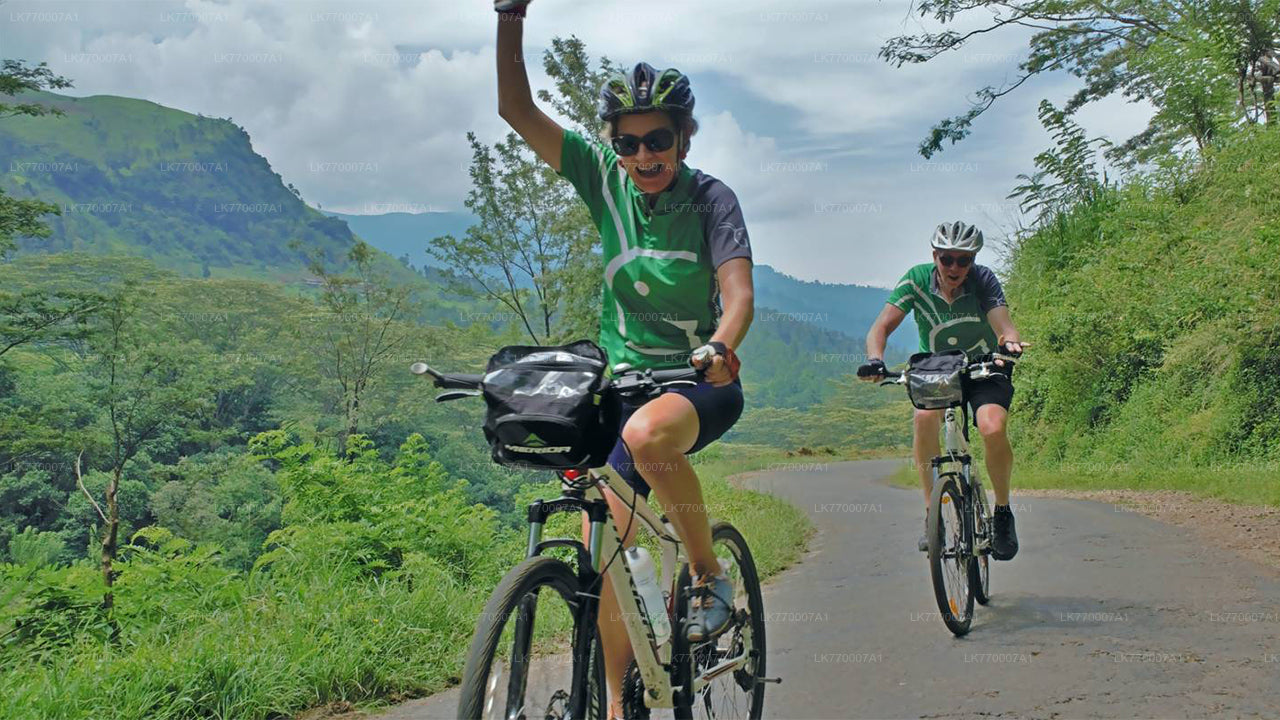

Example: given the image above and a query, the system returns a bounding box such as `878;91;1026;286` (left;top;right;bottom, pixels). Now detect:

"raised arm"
496;8;565;170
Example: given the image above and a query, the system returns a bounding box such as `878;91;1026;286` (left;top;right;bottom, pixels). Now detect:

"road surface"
370;459;1280;719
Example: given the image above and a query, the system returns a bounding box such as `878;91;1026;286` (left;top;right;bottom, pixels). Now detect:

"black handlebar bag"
481;340;620;470
905;350;967;410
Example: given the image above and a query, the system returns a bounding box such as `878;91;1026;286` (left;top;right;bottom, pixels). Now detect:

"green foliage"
1010;101;1112;223
149;452;281;571
883;0;1280;159
251;432;509;584
6;527;65;567
0;563;111;664
1005;125;1280;498
0;60;72;258
0;60;73;120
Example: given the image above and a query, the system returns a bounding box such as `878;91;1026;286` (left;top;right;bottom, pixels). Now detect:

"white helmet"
931;221;983;253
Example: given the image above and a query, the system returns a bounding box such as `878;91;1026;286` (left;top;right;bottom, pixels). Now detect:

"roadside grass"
690;443;816;578
881;454;1280;508
0;444;815;720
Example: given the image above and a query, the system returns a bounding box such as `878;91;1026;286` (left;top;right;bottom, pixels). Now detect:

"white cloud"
1;0;1152;285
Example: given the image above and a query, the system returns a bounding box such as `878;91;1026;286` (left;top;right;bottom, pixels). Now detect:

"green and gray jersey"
558;129;752;370
887;263;1006;356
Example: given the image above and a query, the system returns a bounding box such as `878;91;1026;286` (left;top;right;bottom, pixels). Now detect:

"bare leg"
975;404;1012;505
621;394;718;574
583;486;641;719
913;409;943;506
587;393;703;718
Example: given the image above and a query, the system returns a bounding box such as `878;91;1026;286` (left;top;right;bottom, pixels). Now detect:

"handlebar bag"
481;340;620;470
905;350;967;410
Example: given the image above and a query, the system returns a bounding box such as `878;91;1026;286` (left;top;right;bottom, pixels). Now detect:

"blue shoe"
685;572;735;642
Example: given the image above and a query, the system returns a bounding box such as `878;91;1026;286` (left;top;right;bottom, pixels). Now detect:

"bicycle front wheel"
928;475;974;636
968;477;991;606
672;521;766;720
456;556;606;720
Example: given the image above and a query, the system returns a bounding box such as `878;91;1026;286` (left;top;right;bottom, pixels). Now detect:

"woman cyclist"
493;2;755;715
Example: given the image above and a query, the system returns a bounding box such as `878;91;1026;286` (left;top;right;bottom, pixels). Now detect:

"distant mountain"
753;264;917;358
1;91;361;281
327;210;473;271
333;208;916;349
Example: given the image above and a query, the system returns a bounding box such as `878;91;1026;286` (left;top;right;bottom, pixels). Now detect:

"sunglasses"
611;128;676;156
936;253;974;268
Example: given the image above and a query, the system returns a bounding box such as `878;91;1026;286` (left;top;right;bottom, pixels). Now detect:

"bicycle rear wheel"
457;556;606;720
928;475;974;636
968;476;991;606
672;522;766;720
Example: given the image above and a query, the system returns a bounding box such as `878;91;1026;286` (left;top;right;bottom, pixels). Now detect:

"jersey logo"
717;221;750;248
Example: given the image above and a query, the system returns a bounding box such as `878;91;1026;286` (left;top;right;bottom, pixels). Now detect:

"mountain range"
2;91;912;406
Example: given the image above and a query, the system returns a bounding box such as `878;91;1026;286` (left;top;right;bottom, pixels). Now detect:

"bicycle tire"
671;522;766;720
969;477;991;606
457;555;606;719
928;475;974;636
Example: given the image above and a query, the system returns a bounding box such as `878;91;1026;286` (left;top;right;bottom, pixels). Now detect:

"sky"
1;0;1153;286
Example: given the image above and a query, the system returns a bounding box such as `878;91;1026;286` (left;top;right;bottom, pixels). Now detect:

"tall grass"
0;441;811;720
1002;126;1280;505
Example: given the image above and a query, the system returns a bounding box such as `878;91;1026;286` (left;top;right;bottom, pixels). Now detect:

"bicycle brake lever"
435;390;481;402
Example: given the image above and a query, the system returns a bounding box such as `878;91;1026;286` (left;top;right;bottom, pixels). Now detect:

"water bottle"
624;547;671;646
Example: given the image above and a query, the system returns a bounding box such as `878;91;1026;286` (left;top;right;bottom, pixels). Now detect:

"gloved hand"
857;358;887;381
494;0;531;14
691;341;740;387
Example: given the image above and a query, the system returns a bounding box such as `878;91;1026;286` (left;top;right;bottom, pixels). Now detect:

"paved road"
371;460;1280;719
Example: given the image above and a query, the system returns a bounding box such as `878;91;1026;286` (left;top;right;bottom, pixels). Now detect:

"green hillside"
753;263;917;354
1005;126;1280;505
1;91;355;279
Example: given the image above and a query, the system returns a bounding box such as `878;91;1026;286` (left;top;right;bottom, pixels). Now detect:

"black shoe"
991;505;1018;560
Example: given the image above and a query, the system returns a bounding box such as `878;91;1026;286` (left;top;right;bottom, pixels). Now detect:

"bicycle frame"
523;463;688;711
934;406;990;558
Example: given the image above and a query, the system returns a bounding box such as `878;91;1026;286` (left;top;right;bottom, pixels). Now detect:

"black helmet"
598;62;695;122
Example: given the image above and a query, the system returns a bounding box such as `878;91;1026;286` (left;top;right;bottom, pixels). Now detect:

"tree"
429;36;616;344
302;241;414;448
0;62;98;358
76;288;213;610
881;0;1280;161
0;59;73;256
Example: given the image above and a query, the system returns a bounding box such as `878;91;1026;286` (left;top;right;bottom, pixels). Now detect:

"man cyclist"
493;1;754;715
858;222;1027;560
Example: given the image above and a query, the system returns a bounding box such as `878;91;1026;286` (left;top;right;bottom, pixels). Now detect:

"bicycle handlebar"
409;362;702;402
872;352;1021;387
409;362;483;390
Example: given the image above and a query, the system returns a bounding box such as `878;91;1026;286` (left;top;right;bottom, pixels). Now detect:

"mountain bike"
412;361;772;719
878;353;1016;636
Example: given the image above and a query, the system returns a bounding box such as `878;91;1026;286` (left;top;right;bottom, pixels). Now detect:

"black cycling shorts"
962;366;1014;426
607;378;744;497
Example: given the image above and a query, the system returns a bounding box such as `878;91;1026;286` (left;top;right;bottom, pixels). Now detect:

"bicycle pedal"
759;676;782;684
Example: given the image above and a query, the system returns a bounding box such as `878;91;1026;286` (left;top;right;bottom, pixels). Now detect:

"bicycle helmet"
598;62;695;121
931;221;984;253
